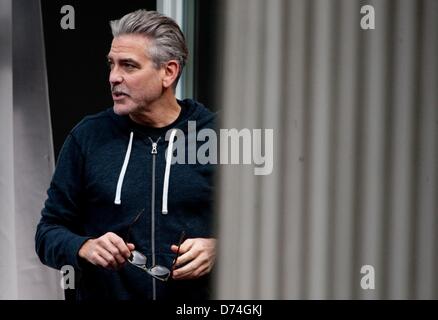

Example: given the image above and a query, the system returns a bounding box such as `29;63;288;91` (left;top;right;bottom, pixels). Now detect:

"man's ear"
162;60;180;89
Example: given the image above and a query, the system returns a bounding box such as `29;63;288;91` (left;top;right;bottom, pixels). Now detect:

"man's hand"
170;238;216;280
78;232;135;270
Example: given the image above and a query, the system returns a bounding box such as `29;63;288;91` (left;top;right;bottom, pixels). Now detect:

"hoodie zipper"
149;136;160;300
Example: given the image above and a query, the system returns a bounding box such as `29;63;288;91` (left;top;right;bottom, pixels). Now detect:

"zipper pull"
151;142;158;154
148;136;161;154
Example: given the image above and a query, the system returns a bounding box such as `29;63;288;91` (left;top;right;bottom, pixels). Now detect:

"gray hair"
110;10;188;87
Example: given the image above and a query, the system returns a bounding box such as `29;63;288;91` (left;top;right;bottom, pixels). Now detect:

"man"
35;9;217;300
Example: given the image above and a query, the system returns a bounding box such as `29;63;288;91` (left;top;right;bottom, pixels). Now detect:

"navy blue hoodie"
35;99;216;300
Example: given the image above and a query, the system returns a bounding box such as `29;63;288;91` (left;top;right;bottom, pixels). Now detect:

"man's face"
107;34;164;115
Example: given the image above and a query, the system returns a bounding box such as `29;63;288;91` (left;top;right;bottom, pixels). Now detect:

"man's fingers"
173;259;199;277
171;239;193;255
174;251;209;276
92;253;109;268
78;234;134;270
173;250;195;268
171;239;194;267
170;238;217;279
107;233;132;259
101;237;126;264
97;246;120;269
173;261;209;280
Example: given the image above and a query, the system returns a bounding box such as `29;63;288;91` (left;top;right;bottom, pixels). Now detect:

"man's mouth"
112;91;129;100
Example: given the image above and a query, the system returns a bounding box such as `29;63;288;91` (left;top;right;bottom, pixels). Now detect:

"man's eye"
125;64;136;69
107;61;114;69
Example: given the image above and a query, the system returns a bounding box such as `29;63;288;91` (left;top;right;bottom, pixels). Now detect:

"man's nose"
109;68;123;85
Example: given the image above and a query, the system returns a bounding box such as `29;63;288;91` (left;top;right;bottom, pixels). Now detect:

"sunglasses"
125;209;185;282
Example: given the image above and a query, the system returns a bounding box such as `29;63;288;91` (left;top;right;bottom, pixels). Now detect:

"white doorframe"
157;0;195;100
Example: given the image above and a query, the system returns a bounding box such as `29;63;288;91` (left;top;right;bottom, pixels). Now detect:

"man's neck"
129;94;181;128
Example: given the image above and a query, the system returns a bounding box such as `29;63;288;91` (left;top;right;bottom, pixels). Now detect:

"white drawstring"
114;131;134;205
162;129;177;214
114;129;177;211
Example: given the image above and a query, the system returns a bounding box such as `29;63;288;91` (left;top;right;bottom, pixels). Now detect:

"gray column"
12;0;62;299
215;0;438;299
0;0;63;299
0;0;18;299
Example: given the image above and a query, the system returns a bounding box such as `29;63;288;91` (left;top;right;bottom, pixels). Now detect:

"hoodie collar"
107;99;210;140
